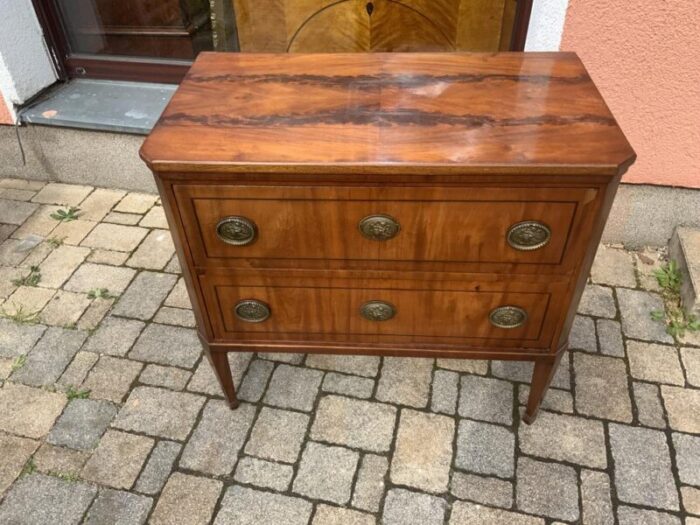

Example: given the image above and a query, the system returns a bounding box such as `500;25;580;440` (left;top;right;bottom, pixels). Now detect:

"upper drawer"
174;185;598;270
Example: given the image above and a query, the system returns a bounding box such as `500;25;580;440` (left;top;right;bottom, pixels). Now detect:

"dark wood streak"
162;109;617;129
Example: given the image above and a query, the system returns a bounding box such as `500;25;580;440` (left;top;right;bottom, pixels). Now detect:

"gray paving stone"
305;354;380;377
87;249;129;266
609;423;679;510
83;316;145;357
233;456;294;492
40;290;92;326
375;357;433;408
164;254;181;273
617;288;674;343
292;441;359;504
77;188;125;221
516;457;579;522
258;352;304;364
0;473;96;525
36;245;90;288
322;372;375;399
33;443;90;476
311;395;397;453
591;245;637;287
263;364;323;411
64;262;136;294
32;182;92;206
661;385;700;433
449;501;544;525
597;318;625;357
112;386;206;440
352;453;389;512
126;229;175;270
10;327;88;387
114;192;158;214
139;364;191;390
436;358;488;375
455;419;515;478
0;198;38;224
82;429;154;489
81;223;148;252
76;297;113;331
214;485;312;525
628;341;685;386
164;277;190;309
153;306;196;327
681;346;700;386
518;385;573;413
150;472;222;525
450;472;513;509
134;440;181;495
129;323;202;368
48;399;118;450
382;488;447;525
112;271;177;320
81;356;143;403
187;352;252;395
104;212;141;225
391;409;454;493
84;489;152;525
458;374;513;425
3;285;55;316
312;505;375;525
238;359;274;402
519;410;607;468
180;400;256;476
617;506;681;525
0;432;39;494
0;382;66;438
0;318;46;358
579;284;617;318
681;486;700;516
139;206;168;228
245;406;309;463
430;369;459;415
491;358;570;389
632;381;666;428
58;350;98;389
574;352;633;422
672;432;700;486
580;469;614;525
569;315;597;352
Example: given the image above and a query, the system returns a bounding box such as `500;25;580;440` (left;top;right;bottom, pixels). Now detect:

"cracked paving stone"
578;284;616;318
449;501;544;525
580;469;614;525
0;473;96;525
245;407;310;463
321;372;374;399
519;410;607;468
569;315;597;352
83;316;144;357
129;323;202;368
263;364;323;411
0;383;66;438
179;400;256;476
375;357;433;408
458;374;513;425
139;364;191;390
672;432;700;486
627;341;685;385
311;395;397;453
312;505;375;525
233;456;294;492
391;409;454;493
111;271;177;320
597;319;625;357
0;318;46;358
84;489;152;525
450;472;513;509
293;441;359;505
632;381;666;428
661;385;700;433
305;354;380;377
352;453;389;512
617;288;674;343
237;359;274;402
214;485;312;525
81;429;154;489
81;355;143;403
430;369;459;415
48;399;118;450
112;386;206;440
455;419;515;478
574;352;633;422
617;506;681;525
151;472;222;525
609;423;679;510
134;440;181;495
0;432;39;494
491;358;570;389
516;457;579;522
382;488;447;525
188;352;252;395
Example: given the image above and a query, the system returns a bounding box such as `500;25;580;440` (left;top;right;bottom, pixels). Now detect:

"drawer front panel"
175;185;594;269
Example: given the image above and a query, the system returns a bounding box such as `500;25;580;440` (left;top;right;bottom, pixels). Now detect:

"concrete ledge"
669;227;700;315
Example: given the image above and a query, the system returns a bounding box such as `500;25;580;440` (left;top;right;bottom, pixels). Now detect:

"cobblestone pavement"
1;179;699;524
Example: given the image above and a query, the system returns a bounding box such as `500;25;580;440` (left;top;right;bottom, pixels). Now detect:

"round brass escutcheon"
216;216;257;246
360;300;396;321
506;221;551;251
234;299;271;323
359;214;400;241
489;306;528;329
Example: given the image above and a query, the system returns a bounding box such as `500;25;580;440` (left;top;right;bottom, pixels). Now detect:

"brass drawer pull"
507;221;551;251
359;214;400;241
360;300;396;321
216;216;257;246
489;306;527;329
234;299;270;323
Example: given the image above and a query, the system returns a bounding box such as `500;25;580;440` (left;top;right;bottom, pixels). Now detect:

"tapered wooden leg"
203;347;239;409
523;350;565;424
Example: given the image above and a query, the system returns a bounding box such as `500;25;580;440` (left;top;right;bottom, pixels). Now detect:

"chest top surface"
140;52;635;175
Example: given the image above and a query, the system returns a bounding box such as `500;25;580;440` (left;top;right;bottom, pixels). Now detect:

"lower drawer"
199;271;569;349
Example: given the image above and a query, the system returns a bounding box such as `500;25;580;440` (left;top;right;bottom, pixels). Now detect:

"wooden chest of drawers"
140;52;635;423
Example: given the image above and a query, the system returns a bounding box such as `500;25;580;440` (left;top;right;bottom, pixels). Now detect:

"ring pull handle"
360;300;396;321
216;216;257;246
359;214;400;241
234;299;270;323
489;306;527;329
507;221;551;251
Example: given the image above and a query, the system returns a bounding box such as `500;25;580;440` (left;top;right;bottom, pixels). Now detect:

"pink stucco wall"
561;1;700;189
0;91;12;125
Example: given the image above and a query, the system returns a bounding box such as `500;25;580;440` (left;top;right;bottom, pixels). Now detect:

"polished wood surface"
232;0;518;53
141;52;636;422
141;52;635;174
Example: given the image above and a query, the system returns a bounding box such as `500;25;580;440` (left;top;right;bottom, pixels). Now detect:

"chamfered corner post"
202;344;239;409
523;347;565;424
